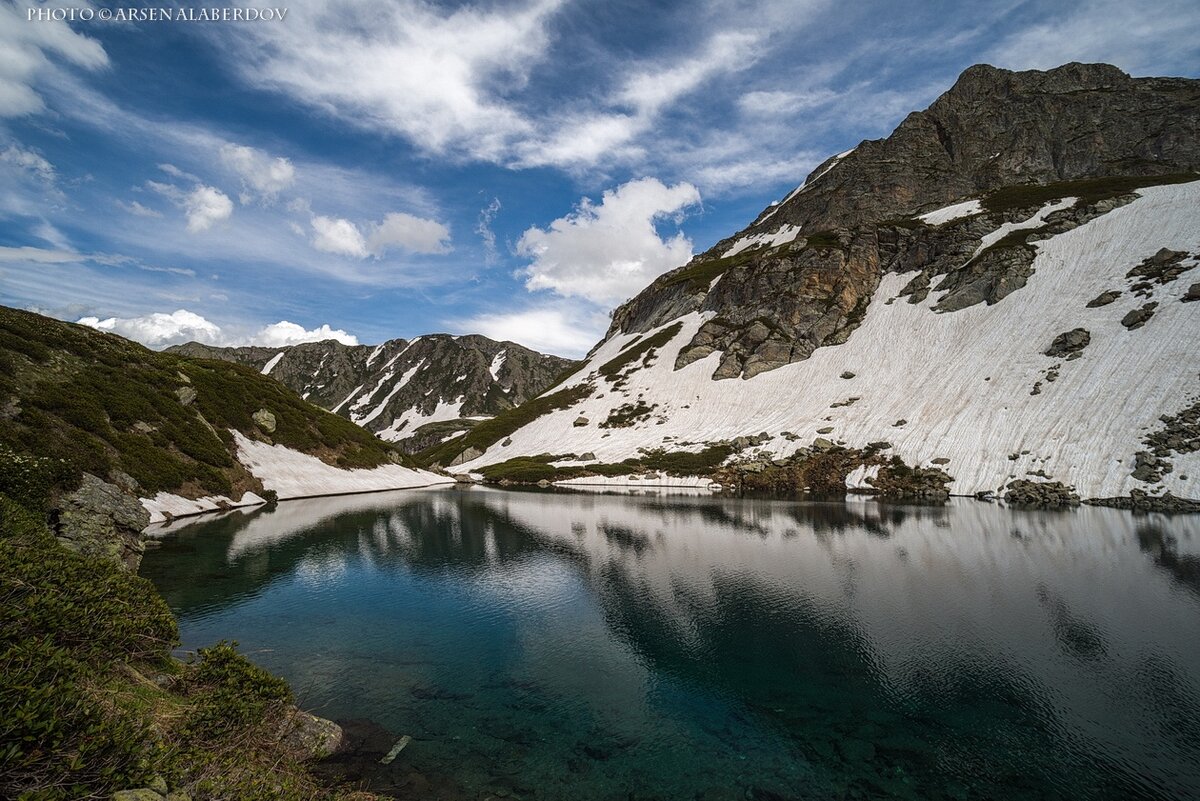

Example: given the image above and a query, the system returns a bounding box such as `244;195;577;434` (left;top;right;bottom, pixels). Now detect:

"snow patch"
232;431;452;498
142;491;266;525
721;224;802;258
261;352;284;375
489;349;507;380
919;199;982;226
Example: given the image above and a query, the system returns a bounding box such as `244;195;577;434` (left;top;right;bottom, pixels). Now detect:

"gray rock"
1004;479;1080;507
816;426;834;434
579;452;597;461
573;416;589;427
164;793;191;801
147;776;168;795
55;474;150;572
111;791;163;801
1044;328;1091;358
448;447;483;467
1086;289;1121;307
174;386;197;406
1183;282;1200;303
840;371;856;379
278;707;343;761
252;408;277;433
1121;302;1158;329
931;457;951;465
812;438;836;451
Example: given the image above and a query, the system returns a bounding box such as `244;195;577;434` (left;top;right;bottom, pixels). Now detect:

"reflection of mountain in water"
142;488;1200;799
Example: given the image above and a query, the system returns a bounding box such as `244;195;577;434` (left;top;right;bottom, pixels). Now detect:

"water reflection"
142;487;1200;800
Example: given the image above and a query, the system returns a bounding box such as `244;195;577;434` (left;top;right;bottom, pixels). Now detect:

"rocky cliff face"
170;336;577;452
612;62;1200;380
442;63;1200;506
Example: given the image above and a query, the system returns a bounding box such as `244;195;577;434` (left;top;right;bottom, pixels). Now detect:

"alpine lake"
139;486;1200;801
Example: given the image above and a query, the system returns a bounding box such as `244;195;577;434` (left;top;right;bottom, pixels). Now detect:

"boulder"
55;474;151;572
1086;289;1121;307
1183;282;1200;303
1044;328;1090;358
174;386;197;406
279;707;343;761
252;408;277;433
1121;302;1158;330
573;416;589;427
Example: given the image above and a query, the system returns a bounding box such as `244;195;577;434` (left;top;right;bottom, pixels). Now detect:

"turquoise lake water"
139;487;1200;800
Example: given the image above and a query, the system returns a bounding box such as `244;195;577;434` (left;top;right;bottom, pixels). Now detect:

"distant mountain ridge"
423;62;1200;507
169;335;577;452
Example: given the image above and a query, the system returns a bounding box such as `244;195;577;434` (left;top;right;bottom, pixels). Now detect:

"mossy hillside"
0;306;403;507
0;492;376;800
476;445;736;484
980;172;1198;213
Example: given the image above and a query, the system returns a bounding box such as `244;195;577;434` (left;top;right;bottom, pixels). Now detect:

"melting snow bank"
555;474;721;490
140;431;453;524
232;432;453;500
142;491;267;524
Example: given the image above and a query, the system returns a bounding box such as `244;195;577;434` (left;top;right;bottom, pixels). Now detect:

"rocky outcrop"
1004;480;1081;508
170;335;576;453
53;473;150;571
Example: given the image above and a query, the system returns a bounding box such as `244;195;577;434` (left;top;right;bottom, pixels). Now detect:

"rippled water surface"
140;487;1200;800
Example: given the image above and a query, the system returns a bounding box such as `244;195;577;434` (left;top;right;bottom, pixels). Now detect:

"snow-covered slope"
455;181;1199;502
141;431;452;523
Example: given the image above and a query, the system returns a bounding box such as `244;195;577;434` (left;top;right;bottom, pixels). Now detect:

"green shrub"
181;642;292;739
981;172;1198;213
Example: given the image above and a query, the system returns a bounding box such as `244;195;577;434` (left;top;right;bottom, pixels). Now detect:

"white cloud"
476;196;501;265
615;31;760;116
76;309;359;348
456;303;606;359
78;309;223;348
516;178;700;305
368;212;451;255
183;185;234;232
254;320;358;347
0;3;107;117
220;143;296;203
228;0;559;161
310;215;368;257
311;211;451;258
738;89;837;116
118;199;162;218
988;0;1200;73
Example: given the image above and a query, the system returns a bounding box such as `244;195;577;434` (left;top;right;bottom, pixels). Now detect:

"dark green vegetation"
0;306;404;507
0;489;372;800
658;250;761;292
981;172;1199;213
417;382;594;467
600;401;656;429
596;322;683;381
475;445;735;484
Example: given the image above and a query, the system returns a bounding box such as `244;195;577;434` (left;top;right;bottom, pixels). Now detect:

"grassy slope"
0;489;376;800
0;306;406;507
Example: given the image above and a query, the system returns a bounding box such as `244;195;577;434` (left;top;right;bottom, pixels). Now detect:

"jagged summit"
171;333;577;452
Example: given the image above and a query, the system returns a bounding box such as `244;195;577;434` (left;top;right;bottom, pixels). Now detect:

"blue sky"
1;0;1197;357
